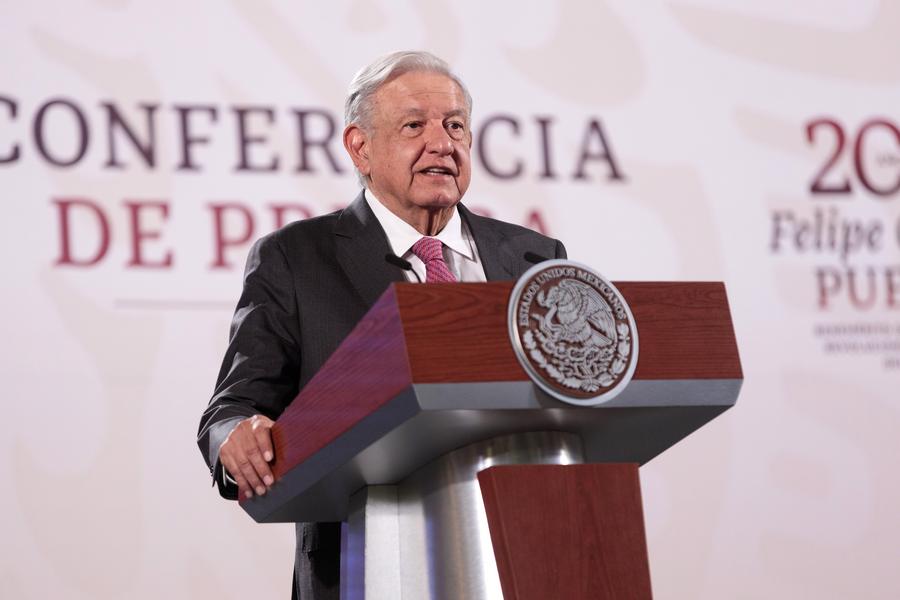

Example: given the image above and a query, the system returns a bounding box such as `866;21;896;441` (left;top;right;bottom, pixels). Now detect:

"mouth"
418;166;456;177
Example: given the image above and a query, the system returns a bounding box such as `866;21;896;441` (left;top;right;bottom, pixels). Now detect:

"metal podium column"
341;431;584;600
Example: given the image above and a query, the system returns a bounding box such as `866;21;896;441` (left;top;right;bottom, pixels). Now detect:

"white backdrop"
2;1;898;598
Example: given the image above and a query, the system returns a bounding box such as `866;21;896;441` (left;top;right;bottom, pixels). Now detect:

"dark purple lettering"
535;116;556;179
0;95;20;163
476;115;523;179
102;102;158;169
175;104;218;171
34;98;89;167
573;119;624;181
234;106;279;172
293;109;343;174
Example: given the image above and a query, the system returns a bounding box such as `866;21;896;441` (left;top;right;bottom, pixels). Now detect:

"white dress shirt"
365;189;487;283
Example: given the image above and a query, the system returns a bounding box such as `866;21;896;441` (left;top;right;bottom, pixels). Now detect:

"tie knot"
411;237;444;263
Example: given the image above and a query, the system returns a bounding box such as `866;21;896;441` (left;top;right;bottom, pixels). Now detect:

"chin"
422;195;461;209
411;189;461;209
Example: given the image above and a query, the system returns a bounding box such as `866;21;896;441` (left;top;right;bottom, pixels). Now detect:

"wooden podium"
239;281;742;599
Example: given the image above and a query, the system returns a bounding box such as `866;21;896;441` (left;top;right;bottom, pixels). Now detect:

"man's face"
350;70;472;220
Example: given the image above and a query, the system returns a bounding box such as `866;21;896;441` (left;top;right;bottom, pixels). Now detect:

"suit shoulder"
493;218;555;242
252;209;342;252
468;211;558;244
273;209;341;241
462;206;567;262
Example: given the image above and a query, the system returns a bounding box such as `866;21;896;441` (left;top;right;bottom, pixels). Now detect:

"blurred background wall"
1;1;898;598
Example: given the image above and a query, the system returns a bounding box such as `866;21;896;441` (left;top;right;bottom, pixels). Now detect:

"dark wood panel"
398;282;523;382
398;281;742;382
479;464;652;600
619;281;743;380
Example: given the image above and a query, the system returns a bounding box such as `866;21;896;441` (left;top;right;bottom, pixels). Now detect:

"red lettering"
886;266;900;308
53;198;111;266
124;200;173;268
846;267;878;309
816;267;841;309
209;202;255;269
807;118;852;194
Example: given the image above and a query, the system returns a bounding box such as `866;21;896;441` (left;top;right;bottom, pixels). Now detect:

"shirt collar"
364;189;474;260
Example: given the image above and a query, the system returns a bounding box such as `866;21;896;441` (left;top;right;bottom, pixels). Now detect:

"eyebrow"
397;108;468;120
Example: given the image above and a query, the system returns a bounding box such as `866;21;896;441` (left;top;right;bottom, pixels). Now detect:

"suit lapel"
334;197;520;299
458;204;516;281
334;191;405;307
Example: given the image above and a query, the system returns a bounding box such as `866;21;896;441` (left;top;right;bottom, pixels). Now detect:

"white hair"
344;50;473;131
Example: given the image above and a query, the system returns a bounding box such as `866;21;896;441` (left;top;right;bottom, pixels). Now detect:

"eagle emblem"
508;260;638;405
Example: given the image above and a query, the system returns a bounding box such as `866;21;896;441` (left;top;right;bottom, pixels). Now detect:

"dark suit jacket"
197;191;566;595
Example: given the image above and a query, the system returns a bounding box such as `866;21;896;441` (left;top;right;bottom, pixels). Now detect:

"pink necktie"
411;237;457;283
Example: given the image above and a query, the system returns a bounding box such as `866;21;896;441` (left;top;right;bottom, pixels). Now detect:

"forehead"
373;70;468;117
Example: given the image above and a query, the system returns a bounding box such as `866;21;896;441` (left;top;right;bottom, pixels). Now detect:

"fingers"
237;449;268;498
220;452;257;499
220;415;276;499
252;416;275;463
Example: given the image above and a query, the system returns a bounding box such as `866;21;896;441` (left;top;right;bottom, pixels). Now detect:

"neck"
413;206;455;236
365;187;458;236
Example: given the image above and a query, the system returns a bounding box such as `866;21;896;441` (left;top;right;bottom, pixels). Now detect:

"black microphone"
524;251;551;265
385;253;422;283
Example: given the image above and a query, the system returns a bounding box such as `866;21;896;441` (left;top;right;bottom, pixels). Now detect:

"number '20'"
807;118;900;197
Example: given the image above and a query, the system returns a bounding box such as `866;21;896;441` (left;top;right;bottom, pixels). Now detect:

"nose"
424;122;453;155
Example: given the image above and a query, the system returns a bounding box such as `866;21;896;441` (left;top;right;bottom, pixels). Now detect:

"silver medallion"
508;260;639;405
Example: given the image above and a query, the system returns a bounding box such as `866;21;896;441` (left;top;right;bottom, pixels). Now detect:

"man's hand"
219;415;276;499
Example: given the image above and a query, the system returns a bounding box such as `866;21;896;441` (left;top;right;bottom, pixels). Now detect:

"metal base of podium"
339;431;584;600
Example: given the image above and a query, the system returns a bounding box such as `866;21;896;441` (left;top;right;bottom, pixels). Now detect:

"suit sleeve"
197;233;302;498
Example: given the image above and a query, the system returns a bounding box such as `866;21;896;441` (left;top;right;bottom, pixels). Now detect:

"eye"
446;121;466;138
401;121;425;137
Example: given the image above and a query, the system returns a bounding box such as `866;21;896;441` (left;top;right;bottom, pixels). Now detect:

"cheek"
378;157;406;182
454;144;472;168
456;150;472;181
393;149;420;175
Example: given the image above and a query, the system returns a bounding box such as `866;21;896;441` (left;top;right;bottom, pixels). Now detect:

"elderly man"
198;50;566;599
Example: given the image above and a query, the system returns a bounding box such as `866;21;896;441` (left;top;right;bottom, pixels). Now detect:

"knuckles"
249;415;274;431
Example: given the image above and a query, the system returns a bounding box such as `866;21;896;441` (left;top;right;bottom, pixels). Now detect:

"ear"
343;124;371;177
